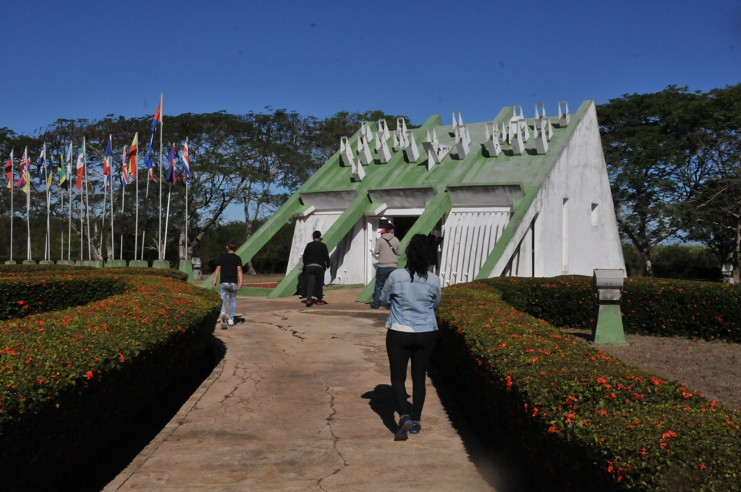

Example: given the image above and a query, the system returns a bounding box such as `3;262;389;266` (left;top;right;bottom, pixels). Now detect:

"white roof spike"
535;102;547;120
404;131;420;162
360;121;374;144
357;133;373;165
452;111;464;128
394;118;409;151
558;100;570;127
376;119;390;143
339;136;353;167
512;105;525;121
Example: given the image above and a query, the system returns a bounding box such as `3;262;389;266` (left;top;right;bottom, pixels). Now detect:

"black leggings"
386;329;438;421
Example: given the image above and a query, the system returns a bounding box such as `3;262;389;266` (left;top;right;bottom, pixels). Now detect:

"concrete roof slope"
296;102;586;199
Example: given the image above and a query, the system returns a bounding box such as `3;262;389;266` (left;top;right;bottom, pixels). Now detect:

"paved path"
105;289;506;491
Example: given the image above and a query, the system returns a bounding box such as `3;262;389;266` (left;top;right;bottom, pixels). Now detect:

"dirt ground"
564;329;740;412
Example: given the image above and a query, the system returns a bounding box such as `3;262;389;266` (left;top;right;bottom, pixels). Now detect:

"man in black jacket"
302;230;330;306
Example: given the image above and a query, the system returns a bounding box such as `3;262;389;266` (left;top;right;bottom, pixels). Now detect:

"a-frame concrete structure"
210;100;625;302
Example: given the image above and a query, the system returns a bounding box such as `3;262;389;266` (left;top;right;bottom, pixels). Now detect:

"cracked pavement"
105;289;500;491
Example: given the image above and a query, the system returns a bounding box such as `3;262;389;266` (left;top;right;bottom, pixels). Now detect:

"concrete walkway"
105;288;506;491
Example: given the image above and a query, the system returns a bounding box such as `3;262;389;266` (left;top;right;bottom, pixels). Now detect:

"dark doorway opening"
389;216;417;241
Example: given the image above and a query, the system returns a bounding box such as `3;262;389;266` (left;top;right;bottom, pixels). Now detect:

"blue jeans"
220;282;238;319
373;267;395;307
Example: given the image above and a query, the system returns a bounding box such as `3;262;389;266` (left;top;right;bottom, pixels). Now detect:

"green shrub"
0;267;221;489
435;280;740;490
486;276;741;343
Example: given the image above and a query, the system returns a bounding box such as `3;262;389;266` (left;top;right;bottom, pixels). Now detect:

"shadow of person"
361;384;399;434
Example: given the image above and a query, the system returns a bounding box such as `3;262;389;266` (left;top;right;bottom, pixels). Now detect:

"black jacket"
303;240;330;269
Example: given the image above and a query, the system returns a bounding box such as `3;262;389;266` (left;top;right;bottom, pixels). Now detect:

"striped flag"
4;149;12;192
36;143;48;189
121;145;130;185
143;134;156;181
16;147;30;193
180;139;190;182
75;140;85;191
128;133;138;175
103;135;112;188
57;153;67;188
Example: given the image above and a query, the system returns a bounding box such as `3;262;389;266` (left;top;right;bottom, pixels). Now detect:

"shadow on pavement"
361;384;398;435
85;337;226;491
428;365;539;492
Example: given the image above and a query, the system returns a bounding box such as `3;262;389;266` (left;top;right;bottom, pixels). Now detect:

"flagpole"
26;180;31;261
43;144;51;262
67;143;72;262
158;93;164;260
83;138;92;261
185;179;189;260
134;134;139;261
9;149;14;263
164;183;171;259
100;171;107;259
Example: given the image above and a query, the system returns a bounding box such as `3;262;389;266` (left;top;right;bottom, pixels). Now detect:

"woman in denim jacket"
379;234;441;441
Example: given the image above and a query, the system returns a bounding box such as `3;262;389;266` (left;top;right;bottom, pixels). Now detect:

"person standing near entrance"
303;230;330;306
380;234;441;441
370;220;401;309
212;240;243;329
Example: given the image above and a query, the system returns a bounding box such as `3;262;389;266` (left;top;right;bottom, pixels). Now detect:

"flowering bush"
435;280;740;490
0;266;221;488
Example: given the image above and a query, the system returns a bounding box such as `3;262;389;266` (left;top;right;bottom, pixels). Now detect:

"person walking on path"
303;230;330;307
370;220;401;309
212;240;243;328
379;234;441;441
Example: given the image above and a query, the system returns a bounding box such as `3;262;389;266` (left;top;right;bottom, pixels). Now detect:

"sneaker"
227;318;234;326
394;415;414;441
220;314;227;330
370;304;379;309
305;301;312;307
315;300;327;305
409;420;421;435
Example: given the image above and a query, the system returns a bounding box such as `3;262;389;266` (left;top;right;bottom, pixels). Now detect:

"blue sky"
1;0;739;136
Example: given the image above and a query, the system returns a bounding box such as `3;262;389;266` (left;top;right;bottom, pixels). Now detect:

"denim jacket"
379;268;441;332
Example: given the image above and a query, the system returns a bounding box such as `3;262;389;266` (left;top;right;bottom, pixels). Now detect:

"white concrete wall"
531;102;625;277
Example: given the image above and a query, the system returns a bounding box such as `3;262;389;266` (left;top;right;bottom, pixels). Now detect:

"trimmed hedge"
491;276;741;342
434;279;739;491
0;267;221;489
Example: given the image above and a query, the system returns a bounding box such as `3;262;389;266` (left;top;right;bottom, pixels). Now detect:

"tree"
598;87;701;276
678;84;741;282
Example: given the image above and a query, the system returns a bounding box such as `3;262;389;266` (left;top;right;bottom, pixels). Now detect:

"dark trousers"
304;265;325;301
372;266;395;307
386;329;438;420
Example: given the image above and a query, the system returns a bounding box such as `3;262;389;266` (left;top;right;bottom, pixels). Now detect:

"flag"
76;140;85;191
180;139;190;182
121;145;130;185
143;133;156;181
103;135;112;188
4;149;12;192
63;142;73;190
36;143;48;189
166;143;177;184
57;153;67;188
151;95;162;133
127;133;138;175
16;147;30;193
